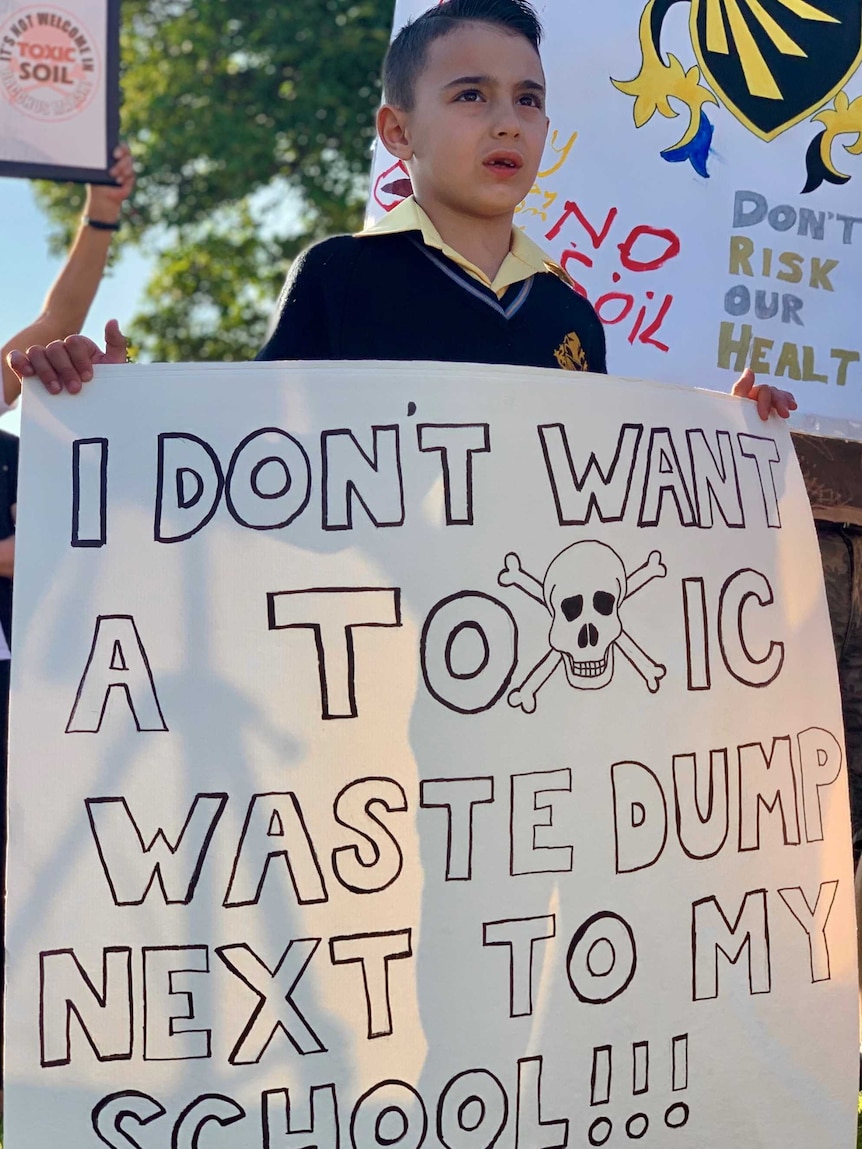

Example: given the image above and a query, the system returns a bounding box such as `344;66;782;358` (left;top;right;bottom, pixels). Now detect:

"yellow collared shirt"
358;197;556;300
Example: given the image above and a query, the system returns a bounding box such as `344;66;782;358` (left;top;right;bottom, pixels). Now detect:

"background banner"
0;0;119;182
6;362;857;1148
367;0;862;439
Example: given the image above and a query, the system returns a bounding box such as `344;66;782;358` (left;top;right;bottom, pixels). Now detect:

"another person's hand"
7;320;128;395
731;368;797;421
85;144;135;222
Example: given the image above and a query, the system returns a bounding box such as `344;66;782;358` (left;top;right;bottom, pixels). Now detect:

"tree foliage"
34;0;393;360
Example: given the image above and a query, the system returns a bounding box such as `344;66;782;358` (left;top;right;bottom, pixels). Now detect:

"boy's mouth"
483;151;523;171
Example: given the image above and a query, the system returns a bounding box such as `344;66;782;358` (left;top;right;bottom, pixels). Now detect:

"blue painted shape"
661;111;714;178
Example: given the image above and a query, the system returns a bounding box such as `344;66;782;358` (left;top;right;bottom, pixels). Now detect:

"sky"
0;177;150;436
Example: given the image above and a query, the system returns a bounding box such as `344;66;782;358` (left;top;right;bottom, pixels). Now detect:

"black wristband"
84;216;120;232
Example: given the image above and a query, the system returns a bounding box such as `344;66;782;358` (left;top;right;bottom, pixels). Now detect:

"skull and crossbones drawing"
498;541;667;713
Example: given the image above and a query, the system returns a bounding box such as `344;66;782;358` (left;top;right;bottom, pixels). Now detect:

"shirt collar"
359;196;553;299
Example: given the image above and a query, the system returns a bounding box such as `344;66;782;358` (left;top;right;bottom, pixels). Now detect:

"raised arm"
1;145;135;406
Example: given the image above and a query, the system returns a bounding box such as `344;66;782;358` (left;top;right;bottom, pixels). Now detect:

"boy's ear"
377;104;413;161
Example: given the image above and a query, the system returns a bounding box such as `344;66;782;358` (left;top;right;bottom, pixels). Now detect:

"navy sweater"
258;231;607;374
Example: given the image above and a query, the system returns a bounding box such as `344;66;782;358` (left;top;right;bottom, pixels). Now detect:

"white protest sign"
0;0;119;182
6;362;857;1148
367;1;862;437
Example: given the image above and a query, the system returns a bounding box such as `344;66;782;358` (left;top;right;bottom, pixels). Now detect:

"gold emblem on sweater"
555;332;589;371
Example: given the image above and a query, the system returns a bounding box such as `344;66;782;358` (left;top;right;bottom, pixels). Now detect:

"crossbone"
499;545;667;713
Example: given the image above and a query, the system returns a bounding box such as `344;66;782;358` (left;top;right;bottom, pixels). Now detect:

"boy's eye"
455;89;483;102
518;93;543;108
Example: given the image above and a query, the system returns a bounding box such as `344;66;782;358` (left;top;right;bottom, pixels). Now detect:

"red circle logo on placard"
0;5;100;122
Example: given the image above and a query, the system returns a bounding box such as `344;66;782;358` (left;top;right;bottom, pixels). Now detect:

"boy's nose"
493;115;520;138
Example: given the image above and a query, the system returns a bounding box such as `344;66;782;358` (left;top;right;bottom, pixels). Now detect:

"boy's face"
382;22;549;223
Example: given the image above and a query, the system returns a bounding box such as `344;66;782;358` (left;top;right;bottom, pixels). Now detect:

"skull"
544;541;625;690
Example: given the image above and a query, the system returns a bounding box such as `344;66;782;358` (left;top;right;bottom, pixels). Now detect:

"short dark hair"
383;0;543;110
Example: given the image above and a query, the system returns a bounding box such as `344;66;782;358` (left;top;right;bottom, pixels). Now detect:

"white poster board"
367;1;862;438
6;362;857;1148
0;0;119;182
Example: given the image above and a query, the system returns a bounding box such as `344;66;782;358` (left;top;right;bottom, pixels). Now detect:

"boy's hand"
731;368;797;421
7;320;128;395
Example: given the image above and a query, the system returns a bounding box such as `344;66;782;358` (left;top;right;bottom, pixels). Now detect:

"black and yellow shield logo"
690;0;862;140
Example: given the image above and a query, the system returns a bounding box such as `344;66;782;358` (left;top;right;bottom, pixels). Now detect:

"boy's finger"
65;336;96;383
756;385;772;421
25;347;61;392
44;341;83;393
771;388;796;418
731;368;755;399
6;350;34;379
103;320;129;363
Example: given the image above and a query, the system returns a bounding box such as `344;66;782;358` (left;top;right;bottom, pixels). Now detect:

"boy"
7;0;794;421
258;0;605;371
